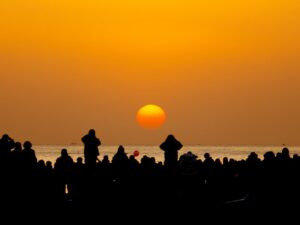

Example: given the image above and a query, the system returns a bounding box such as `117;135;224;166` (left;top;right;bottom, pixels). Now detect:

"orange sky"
0;0;300;145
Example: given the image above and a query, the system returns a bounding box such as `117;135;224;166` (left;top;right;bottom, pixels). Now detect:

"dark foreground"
0;135;299;223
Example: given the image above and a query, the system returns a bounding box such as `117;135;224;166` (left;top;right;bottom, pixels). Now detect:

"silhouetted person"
21;141;37;169
160;135;183;169
282;147;290;160
11;141;22;168
76;157;84;166
54;149;74;200
12;141;22;152
0;134;15;162
102;155;110;166
46;161;53;170
0;134;15;151
179;151;197;169
81;129;101;166
54;149;74;174
112;145;129;173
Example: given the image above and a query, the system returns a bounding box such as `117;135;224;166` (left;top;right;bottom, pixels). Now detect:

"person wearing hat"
160;135;183;168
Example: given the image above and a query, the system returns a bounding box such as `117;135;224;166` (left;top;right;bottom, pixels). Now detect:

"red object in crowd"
133;150;139;157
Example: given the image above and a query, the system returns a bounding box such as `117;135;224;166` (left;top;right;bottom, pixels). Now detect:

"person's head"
282;147;290;158
204;152;210;159
46;161;52;168
23;141;32;149
61;148;68;157
77;157;83;164
117;145;125;153
223;157;229;164
160;134;183;151
167;134;175;140
103;155;109;161
14;142;22;150
88;129;96;137
38;160;46;167
2;134;9;140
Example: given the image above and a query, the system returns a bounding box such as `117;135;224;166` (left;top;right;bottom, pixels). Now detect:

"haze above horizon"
0;1;299;145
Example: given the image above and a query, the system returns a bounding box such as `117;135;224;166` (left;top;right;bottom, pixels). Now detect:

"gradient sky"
1;0;300;145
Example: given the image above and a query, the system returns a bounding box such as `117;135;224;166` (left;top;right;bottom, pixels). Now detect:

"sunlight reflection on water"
34;145;299;164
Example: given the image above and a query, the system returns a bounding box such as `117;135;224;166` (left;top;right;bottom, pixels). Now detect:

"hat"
160;135;183;151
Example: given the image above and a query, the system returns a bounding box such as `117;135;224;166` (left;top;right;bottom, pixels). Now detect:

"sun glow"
136;104;166;129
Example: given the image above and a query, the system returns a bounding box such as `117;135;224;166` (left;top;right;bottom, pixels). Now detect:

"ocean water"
34;145;300;164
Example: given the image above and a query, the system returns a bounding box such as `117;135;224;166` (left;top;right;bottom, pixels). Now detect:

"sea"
34;145;300;164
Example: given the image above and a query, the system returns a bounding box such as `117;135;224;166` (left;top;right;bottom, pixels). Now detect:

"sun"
136;104;166;129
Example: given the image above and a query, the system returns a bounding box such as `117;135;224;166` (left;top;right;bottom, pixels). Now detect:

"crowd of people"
0;130;299;222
